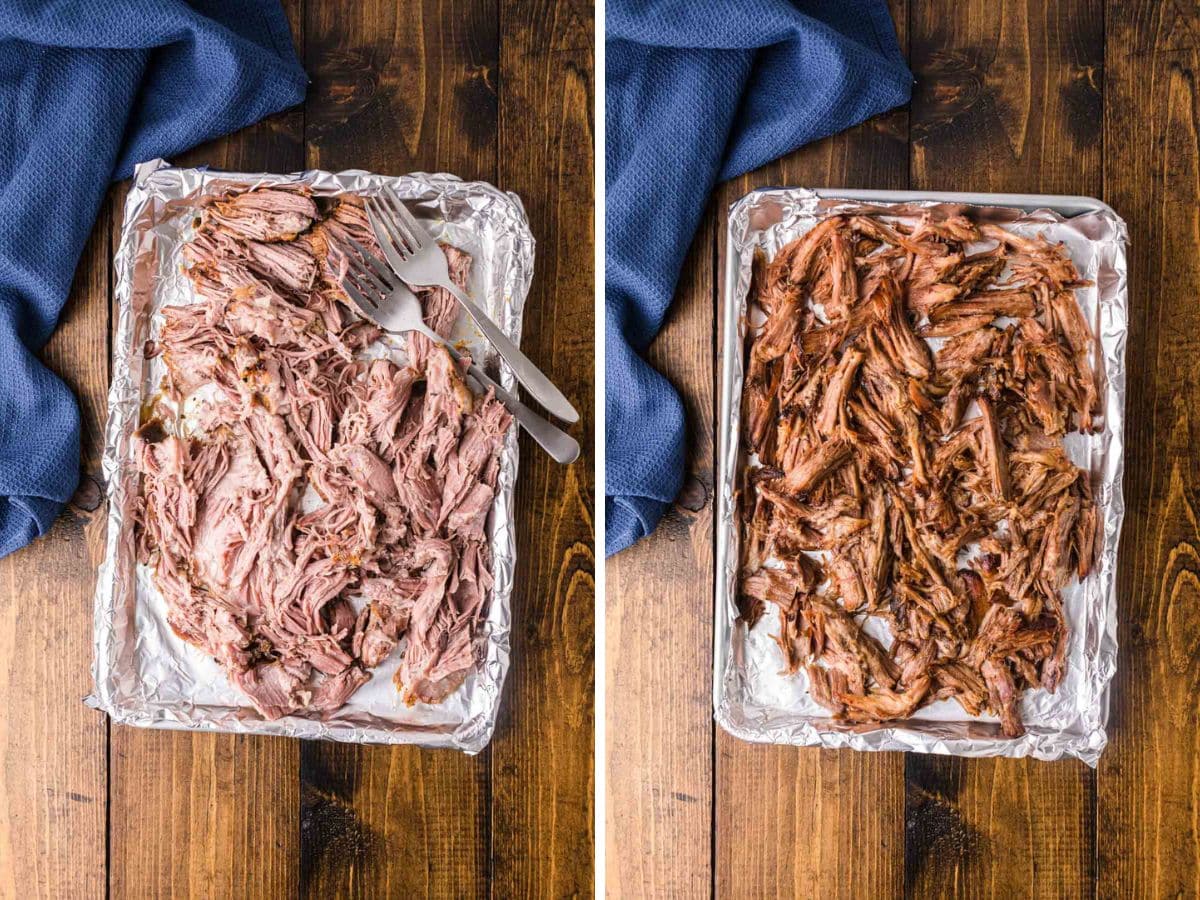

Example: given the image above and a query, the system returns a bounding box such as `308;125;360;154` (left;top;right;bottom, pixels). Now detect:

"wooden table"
0;1;594;896
607;2;1199;896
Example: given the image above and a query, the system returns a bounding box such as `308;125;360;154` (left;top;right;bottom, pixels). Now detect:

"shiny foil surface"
714;188;1128;766
90;159;534;753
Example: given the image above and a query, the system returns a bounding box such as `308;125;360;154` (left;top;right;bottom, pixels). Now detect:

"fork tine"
341;273;380;312
381;187;429;248
379;192;422;252
364;195;412;252
338;243;389;301
341;258;375;292
348;262;388;301
365;197;416;257
345;238;396;291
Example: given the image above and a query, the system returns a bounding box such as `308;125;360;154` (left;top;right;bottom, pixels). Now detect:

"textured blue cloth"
0;1;306;559
605;0;912;555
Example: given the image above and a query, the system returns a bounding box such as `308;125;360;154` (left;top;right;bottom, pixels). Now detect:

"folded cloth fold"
0;0;306;559
605;0;912;556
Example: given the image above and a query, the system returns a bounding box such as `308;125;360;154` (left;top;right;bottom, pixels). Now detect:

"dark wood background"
0;1;594;896
607;1;1199;896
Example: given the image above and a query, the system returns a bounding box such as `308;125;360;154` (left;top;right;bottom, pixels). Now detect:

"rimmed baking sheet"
714;187;1127;766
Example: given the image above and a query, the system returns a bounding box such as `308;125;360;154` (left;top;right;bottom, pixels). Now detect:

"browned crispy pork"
738;212;1100;738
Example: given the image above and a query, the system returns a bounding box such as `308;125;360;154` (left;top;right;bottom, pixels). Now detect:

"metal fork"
337;240;580;465
364;186;580;424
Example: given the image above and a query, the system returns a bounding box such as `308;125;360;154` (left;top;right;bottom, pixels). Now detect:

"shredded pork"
738;212;1100;738
134;186;510;719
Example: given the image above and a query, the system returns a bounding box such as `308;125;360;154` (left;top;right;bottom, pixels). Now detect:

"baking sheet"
89;159;534;753
714;187;1128;766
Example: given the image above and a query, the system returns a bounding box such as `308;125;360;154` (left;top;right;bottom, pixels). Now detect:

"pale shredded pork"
738;212;1100;737
133;186;510;719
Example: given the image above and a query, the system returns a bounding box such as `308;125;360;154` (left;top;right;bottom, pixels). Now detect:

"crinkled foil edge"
89;159;534;753
714;187;1128;766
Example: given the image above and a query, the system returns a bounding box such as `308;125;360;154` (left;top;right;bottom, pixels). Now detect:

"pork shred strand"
135;185;511;719
738;211;1101;738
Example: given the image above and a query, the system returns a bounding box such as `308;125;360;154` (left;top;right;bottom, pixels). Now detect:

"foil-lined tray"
714;187;1128;766
89;159;534;753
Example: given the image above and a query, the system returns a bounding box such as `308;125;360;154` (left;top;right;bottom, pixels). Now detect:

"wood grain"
107;4;307;891
1098;2;1200;896
716;744;904;900
303;0;499;183
910;0;1103;196
712;51;910;900
110;731;301;897
298;1;496;896
300;744;489;898
906;2;1102;896
491;0;596;896
0;204;110;900
605;195;717;898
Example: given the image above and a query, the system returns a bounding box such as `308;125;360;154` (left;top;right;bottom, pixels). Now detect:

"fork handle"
461;361;580;465
443;284;580;424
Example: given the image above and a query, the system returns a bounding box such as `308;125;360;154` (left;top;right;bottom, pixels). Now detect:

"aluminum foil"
714;187;1128;766
89;159;534;753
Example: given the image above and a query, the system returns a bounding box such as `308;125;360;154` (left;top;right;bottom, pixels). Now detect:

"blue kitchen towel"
606;0;912;555
0;0;306;559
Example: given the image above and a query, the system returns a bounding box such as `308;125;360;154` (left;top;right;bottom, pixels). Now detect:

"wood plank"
111;731;300;897
299;1;497;895
716;742;904;900
0;204;111;900
1099;2;1200;896
491;0;595;896
606;197;717;897
906;756;1094;898
713;55;911;899
301;744;488;897
910;0;1104;196
906;1;1101;896
303;0;499;183
108;4;306;895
